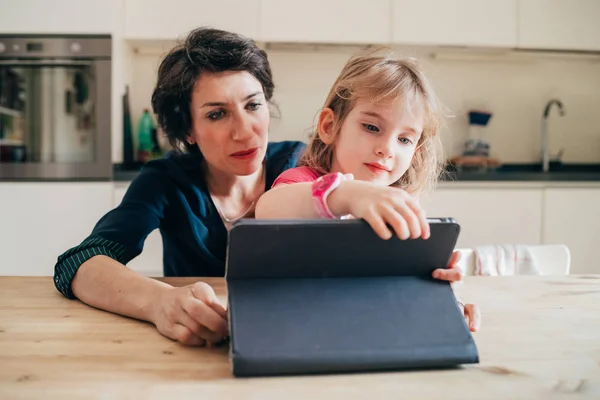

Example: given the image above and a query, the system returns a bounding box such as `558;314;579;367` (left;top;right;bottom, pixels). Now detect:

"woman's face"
189;70;270;177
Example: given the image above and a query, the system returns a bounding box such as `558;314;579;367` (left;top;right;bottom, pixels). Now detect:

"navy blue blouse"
53;141;306;299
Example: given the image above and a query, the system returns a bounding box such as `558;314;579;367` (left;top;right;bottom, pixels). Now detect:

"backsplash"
126;43;600;164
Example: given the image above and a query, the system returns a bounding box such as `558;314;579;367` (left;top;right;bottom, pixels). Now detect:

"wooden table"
1;276;599;399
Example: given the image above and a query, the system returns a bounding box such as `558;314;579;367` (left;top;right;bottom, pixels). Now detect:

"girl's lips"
230;147;258;159
364;162;390;174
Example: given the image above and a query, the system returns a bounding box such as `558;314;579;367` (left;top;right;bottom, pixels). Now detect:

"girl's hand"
459;301;481;332
329;180;430;240
432;250;463;282
432;250;481;332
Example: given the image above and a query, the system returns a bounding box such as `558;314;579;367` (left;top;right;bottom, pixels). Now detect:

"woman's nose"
231;112;254;141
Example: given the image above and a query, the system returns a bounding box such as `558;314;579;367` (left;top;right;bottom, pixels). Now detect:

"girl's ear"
317;108;336;145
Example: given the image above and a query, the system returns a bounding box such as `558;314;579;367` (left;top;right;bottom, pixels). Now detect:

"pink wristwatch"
311;172;352;219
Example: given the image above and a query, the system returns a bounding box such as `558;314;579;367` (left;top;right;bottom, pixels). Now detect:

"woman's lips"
230;147;258;160
364;162;390;174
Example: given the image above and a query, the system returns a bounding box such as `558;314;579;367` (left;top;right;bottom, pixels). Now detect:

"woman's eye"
399;137;413;145
207;110;225;120
247;102;262;111
363;123;379;132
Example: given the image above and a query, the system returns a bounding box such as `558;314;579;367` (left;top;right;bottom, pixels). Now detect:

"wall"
126;43;600;164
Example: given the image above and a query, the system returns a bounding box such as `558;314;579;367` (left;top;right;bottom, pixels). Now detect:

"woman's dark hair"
151;27;275;152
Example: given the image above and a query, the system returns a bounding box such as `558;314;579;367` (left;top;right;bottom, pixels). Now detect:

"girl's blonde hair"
299;48;448;195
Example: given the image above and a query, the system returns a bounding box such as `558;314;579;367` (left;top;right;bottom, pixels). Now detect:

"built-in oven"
0;35;111;179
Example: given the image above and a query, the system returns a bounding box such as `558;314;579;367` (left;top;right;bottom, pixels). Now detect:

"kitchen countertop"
443;163;600;182
3;163;600;183
113;162;600;183
113;162;145;181
1;275;599;399
444;170;600;182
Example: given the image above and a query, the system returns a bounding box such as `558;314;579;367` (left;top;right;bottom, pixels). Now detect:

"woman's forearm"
71;255;171;324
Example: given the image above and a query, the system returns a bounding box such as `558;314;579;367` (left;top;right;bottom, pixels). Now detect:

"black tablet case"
225;219;479;377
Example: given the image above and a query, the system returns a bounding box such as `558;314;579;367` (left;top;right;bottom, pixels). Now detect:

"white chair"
456;244;571;276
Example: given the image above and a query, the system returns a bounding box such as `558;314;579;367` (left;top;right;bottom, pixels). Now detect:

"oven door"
0;58;111;179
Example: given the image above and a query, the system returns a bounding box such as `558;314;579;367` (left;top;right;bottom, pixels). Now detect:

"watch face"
313;173;338;195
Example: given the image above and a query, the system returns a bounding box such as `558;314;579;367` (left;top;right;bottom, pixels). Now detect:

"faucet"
541;99;565;173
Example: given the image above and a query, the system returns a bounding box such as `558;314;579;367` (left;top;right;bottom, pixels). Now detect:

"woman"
53;27;467;348
54;27;304;347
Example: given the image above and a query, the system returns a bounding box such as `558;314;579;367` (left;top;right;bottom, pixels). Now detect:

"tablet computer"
225;218;478;377
226;218;461;280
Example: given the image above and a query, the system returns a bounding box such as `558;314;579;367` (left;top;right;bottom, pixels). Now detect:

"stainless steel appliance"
0;35;111;179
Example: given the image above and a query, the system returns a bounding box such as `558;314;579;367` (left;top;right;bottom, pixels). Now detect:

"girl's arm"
255;181;352;219
258;168;430;241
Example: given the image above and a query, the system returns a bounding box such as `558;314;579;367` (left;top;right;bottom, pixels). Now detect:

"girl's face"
189;70;270;177
320;98;423;186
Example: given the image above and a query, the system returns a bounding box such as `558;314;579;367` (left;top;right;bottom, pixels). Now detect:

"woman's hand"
329;180;430;240
151;281;229;346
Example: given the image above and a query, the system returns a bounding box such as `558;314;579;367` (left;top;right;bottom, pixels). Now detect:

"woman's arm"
71;256;228;343
72;255;170;323
54;164;228;346
53;166;169;299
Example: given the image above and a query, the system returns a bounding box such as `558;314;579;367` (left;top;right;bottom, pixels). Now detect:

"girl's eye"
247;102;262;111
399;137;413;145
207;110;225;121
363;123;379;132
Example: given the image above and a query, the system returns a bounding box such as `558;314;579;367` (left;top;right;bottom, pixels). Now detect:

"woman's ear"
317;108;336;145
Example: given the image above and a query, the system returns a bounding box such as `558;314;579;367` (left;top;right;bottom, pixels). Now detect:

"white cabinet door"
0;0;116;34
518;0;600;51
124;0;260;40
113;184;164;277
420;187;543;249
392;0;518;47
260;0;391;44
543;188;600;274
0;183;113;276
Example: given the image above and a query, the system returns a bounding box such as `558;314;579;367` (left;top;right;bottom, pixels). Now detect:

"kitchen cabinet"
113;184;164;277
543;188;600;274
260;0;391;44
518;0;600;51
0;0;116;34
392;0;518;47
2;180;595;278
421;187;543;249
124;0;260;40
0;183;113;276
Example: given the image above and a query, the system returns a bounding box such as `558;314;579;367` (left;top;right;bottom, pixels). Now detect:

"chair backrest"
456;245;571;276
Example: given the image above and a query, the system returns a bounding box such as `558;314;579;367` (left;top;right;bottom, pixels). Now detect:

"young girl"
255;49;480;332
